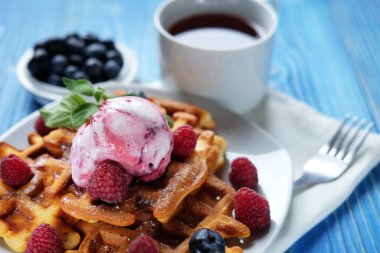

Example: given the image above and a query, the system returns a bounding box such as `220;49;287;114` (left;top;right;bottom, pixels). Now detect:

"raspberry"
26;223;64;253
234;187;270;233
128;235;158;253
35;115;53;136
87;160;131;204
172;125;197;159
229;157;258;189
0;154;33;187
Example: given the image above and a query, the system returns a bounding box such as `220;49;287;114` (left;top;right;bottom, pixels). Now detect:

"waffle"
0;134;79;252
0;96;250;252
65;174;249;253
149;97;216;130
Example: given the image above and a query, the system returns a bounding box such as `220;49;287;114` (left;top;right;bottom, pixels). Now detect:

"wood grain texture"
273;0;380;252
0;0;379;252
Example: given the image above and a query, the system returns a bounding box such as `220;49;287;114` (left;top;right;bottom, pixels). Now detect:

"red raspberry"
26;223;64;253
172;125;197;158
229;157;258;189
128;235;158;253
235;187;270;233
0;154;33;187
87;160;130;204
35;115;53;136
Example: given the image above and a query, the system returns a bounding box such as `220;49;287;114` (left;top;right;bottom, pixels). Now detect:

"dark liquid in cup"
169;13;260;49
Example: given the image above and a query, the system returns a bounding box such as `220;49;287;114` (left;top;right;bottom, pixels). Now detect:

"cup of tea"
154;0;278;113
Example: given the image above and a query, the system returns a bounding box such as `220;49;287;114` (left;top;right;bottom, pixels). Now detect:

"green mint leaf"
94;87;106;103
93;87;116;105
70;103;99;128
63;78;95;96
40;93;87;129
166;115;174;128
40;108;74;128
60;93;87;111
102;93;116;100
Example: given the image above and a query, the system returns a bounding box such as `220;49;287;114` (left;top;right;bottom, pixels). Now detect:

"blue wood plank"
272;0;380;252
271;1;380;246
329;0;380;125
270;0;376;121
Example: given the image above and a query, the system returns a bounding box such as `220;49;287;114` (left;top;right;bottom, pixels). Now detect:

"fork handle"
293;173;321;190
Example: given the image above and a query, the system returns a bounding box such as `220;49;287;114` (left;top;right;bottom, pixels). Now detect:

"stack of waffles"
0;96;250;252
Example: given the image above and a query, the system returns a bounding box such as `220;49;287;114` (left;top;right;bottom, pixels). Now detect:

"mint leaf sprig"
40;78;115;129
165;115;174;128
40;78;175;129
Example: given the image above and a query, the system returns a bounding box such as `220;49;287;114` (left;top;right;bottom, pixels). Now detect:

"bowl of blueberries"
17;33;138;104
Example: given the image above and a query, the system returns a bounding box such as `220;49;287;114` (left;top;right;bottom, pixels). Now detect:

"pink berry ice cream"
70;96;173;188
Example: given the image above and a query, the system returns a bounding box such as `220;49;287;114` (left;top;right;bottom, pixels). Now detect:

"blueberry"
136;91;147;98
68;54;84;66
65;32;80;40
66;37;85;54
103;60;121;79
106;50;123;65
85;58;103;78
28;49;49;79
63;65;79;78
34;42;46;51
83;33;99;45
28;58;49;80
127;90;147;98
91;76;106;84
33;48;49;62
84;43;107;59
189;228;225;253
51;54;68;74
72;71;89;80
47;73;63;86
44;37;66;54
102;39;115;50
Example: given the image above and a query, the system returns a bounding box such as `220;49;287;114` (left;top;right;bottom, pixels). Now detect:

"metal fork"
293;115;374;190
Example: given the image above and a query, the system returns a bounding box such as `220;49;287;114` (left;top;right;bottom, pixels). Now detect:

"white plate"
17;42;138;105
0;86;293;253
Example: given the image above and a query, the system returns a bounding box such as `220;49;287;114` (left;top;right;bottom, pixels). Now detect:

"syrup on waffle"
66;174;249;253
0;95;250;252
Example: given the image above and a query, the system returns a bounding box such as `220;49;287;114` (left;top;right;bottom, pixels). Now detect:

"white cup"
154;0;278;113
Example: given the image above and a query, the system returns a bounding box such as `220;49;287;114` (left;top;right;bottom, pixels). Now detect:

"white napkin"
244;89;380;253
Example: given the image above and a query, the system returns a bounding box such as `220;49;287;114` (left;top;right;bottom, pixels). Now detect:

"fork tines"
319;114;374;163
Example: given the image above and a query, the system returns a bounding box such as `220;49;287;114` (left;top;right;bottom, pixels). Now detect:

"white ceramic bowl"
17;42;138;104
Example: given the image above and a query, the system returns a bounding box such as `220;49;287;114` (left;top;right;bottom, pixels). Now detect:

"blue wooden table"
0;0;379;252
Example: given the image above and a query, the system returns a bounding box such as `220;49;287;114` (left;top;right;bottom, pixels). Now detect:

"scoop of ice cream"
70;96;173;188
